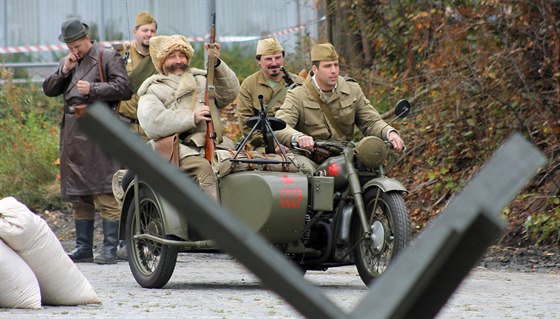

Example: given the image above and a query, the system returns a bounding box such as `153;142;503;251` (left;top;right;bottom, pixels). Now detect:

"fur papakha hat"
149;35;194;74
256;38;284;56
311;43;339;62
135;11;157;28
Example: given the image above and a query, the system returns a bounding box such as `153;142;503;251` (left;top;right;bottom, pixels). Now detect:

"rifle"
280;66;294;87
204;13;217;162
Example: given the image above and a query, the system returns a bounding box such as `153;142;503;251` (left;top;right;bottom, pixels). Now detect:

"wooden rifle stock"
204;13;217;162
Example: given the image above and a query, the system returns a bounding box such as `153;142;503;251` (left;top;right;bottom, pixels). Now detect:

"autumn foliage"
324;0;559;245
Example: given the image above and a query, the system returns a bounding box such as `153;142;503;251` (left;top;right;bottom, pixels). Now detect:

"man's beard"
269;65;280;77
141;42;149;49
165;63;187;74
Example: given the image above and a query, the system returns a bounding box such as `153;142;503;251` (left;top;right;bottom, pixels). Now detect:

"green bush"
0;69;61;210
524;199;560;245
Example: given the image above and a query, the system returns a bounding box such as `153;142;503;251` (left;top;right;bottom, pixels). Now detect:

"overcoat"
43;43;132;201
275;76;395;147
137;61;240;158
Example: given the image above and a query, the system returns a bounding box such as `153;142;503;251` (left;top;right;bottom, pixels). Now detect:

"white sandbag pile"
0;196;101;308
0;239;41;309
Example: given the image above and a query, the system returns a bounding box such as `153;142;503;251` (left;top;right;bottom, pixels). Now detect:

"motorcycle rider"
275;43;405;173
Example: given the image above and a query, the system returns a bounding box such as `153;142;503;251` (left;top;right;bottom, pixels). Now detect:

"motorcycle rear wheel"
126;186;178;288
351;189;409;286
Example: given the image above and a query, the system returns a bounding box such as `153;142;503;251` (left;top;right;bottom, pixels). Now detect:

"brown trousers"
179;155;217;200
73;193;121;221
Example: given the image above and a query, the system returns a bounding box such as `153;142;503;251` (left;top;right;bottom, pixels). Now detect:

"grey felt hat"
58;19;89;43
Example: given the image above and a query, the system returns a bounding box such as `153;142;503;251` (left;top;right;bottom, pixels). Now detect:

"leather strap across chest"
304;80;345;138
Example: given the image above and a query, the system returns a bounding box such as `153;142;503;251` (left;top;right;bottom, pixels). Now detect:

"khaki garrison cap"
311;43;339;62
256;38;284;56
135;11;157;28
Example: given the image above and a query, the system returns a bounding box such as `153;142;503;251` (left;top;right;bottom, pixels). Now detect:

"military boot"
68;220;94;263
94;220;119;264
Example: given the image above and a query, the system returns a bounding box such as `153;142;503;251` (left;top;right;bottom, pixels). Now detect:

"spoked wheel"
351;189;409;286
125;186;178;288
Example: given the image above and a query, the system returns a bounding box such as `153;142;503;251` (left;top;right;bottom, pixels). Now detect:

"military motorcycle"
118;99;411;288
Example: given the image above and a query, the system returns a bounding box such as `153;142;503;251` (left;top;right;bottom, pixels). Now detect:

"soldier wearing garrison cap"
137;35;239;200
236;37;304;150
110;11;158;261
43;18;132;265
113;11;158;139
275;42;405;174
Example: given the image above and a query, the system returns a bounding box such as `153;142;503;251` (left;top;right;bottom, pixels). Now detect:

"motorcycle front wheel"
351;188;409;286
125;185;178;288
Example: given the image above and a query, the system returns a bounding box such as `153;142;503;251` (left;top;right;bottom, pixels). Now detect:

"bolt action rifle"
204;13;217;162
280;66;295;88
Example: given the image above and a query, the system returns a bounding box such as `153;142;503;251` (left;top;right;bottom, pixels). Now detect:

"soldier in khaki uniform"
237;38;304;150
275;43;405;173
112;12;158;260
114;11;158;139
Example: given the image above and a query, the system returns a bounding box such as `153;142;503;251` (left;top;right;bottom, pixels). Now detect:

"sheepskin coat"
137;62;239;158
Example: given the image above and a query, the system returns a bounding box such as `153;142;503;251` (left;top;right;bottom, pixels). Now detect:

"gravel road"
1;252;559;319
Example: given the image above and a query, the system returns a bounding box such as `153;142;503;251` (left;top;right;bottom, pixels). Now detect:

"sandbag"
0;239;41;309
212;149;298;177
0;197;101;306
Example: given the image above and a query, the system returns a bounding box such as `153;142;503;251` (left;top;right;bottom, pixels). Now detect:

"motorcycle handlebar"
294;139;406;154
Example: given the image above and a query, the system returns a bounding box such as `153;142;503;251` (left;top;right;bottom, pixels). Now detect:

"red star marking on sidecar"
328;163;341;176
282;175;295;185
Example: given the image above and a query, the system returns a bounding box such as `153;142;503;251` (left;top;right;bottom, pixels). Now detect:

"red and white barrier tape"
0;25;305;55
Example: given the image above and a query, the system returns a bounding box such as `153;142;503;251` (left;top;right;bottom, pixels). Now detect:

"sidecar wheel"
126;186;178;288
351;189;409;286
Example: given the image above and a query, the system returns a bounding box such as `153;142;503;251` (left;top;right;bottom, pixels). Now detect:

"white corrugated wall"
1;0;321;60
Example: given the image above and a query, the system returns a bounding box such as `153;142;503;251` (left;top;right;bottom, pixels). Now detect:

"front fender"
362;176;407;193
119;180;190;241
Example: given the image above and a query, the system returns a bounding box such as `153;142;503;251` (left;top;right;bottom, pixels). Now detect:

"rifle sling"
266;87;287;111
304;80;345;138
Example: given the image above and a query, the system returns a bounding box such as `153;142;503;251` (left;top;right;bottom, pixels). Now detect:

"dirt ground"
0;210;557;318
38;209;560;274
1;252;559;319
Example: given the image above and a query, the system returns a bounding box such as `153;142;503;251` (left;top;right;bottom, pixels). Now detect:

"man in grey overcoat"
43;18;132;264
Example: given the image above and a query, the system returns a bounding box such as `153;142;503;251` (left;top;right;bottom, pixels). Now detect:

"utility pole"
99;0;106;41
3;0;8;48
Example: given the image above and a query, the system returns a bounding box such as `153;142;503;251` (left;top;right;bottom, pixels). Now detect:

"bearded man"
137;35;240;200
236;38;304;150
114;11;158;139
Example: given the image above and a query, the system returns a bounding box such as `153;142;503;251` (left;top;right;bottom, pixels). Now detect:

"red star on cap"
282;175;295;185
328;163;340;176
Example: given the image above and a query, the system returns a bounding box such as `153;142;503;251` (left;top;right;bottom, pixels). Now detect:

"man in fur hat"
137;35;239;200
43;18;132;264
114;11;158;139
275;43;405;173
236;37;304;150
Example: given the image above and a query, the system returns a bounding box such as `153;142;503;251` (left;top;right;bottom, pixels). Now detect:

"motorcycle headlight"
355;136;387;169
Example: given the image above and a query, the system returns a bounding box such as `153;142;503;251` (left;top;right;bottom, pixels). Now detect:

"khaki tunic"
115;41;156;138
237;71;303;148
137;61;240;158
275;76;394;147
